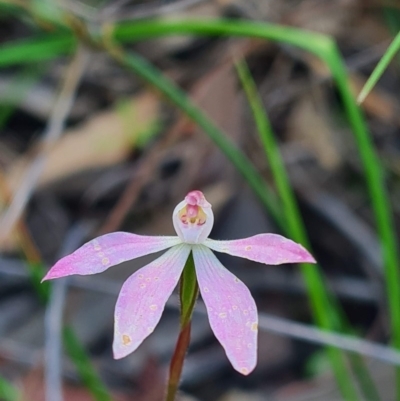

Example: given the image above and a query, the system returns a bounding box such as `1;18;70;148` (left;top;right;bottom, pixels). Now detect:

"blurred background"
1;0;400;400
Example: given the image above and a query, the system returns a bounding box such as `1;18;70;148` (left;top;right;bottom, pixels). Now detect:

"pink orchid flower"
43;190;315;375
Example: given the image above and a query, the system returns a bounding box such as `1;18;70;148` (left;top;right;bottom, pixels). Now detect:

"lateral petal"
43;233;181;280
205;234;315;265
113;244;191;358
193;245;257;375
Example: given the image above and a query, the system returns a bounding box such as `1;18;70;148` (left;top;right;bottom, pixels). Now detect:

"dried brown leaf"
6;92;160;192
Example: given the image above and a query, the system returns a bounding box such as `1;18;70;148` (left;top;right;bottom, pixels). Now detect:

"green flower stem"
166;253;198;401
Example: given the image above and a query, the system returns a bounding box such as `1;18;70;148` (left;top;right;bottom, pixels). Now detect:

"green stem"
166;253;198;401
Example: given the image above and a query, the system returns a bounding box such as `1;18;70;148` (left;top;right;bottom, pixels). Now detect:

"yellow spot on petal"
251;322;258;331
234;277;240;283
94;243;101;251
149;304;157;311
138;274;144;279
154;277;159;281
122;334;131;345
146;277;151;282
243;310;248;315
148;327;154;332
98;252;104;257
102;257;110;265
203;287;209;293
240;368;249;375
219;312;227;318
140;284;146;289
245;246;252;251
232;305;238;310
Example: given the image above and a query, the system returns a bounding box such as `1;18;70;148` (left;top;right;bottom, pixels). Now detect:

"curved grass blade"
0;34;75;67
236;58;380;401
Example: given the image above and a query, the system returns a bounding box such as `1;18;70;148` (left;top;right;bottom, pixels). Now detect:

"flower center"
172;190;214;244
178;204;207;226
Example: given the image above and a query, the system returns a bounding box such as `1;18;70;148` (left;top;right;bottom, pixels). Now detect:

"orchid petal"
205;234;315;265
43;233;181;281
113;244;191;358
192;245;257;375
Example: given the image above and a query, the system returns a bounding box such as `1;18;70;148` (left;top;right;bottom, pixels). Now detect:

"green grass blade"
236;58;380;401
0;376;19;401
0;34;75;67
324;43;400;399
234;60;317;306
113;19;331;55
63;327;111;401
357;31;400;103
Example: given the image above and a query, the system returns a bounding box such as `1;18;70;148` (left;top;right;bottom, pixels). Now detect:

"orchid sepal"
205;234;315;265
42;233;181;281
113;244;191;358
193;245;258;375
